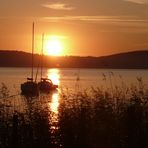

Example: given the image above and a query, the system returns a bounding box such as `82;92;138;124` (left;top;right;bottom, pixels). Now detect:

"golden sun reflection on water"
47;69;60;86
47;68;60;117
47;69;61;143
50;93;59;114
48;93;60;140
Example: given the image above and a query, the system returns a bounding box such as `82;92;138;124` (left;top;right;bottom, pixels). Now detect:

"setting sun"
44;36;63;56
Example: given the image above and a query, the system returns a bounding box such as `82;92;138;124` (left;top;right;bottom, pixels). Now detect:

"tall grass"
0;79;148;148
58;77;148;148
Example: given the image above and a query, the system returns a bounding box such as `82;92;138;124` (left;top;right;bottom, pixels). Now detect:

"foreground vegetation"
0;80;148;148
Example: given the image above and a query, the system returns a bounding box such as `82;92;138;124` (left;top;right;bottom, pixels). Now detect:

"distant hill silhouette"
0;50;148;69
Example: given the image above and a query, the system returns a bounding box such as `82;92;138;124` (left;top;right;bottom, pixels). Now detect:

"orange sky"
0;0;148;56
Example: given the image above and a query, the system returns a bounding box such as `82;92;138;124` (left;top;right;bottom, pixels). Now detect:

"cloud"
42;3;75;10
42;15;148;23
42;15;148;32
124;0;148;4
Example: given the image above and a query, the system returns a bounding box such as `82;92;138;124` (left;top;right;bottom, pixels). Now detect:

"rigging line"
35;63;40;82
41;33;44;80
32;22;35;81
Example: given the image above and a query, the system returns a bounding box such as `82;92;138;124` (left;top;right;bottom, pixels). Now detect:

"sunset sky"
0;0;148;56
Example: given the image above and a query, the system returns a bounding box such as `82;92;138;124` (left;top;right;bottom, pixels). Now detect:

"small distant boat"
38;34;58;94
21;23;39;97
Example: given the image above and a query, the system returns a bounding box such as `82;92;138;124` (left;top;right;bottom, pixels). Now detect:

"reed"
0;79;148;148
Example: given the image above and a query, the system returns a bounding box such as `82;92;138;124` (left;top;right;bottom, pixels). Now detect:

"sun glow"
44;35;64;56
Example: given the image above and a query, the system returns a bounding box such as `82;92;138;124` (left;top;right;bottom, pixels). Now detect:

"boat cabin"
38;78;58;93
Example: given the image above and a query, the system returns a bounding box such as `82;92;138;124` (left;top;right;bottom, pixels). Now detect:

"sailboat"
38;34;58;94
21;23;39;96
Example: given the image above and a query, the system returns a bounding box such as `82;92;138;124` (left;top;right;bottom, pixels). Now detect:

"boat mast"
32;22;35;81
41;33;44;80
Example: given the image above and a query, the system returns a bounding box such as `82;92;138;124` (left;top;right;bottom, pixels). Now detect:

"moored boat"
38;78;58;93
21;22;39;97
21;78;39;96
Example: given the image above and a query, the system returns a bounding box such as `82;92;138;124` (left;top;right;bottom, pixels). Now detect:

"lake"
0;67;148;94
1;67;148;147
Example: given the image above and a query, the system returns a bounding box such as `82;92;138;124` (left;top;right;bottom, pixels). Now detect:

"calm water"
1;67;148;147
0;67;148;94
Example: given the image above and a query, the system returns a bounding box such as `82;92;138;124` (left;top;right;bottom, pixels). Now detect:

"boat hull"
21;81;39;97
38;81;58;94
